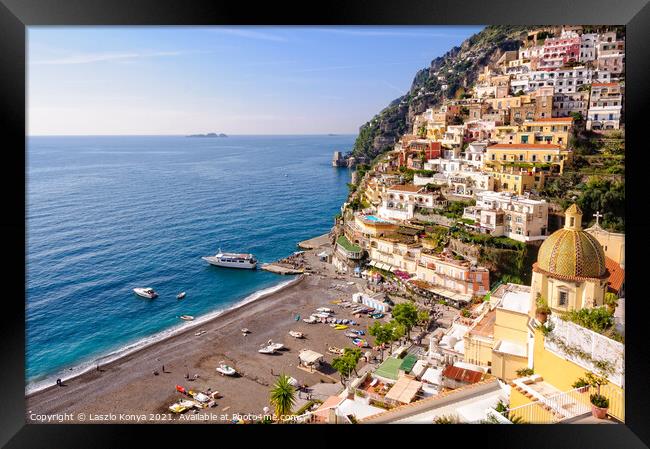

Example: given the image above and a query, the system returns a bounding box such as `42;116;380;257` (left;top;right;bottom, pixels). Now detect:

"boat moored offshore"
202;249;257;269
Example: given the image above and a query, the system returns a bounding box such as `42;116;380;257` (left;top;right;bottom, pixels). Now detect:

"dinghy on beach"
216;363;237;376
289;331;304;339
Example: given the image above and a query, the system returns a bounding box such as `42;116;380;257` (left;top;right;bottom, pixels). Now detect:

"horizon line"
27;133;359;137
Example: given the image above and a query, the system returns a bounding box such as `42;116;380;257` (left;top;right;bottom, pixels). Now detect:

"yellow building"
486;143;571;174
484;205;624;423
487;168;545;195
530;204;609;316
585;221;625;269
353;213;399;238
368;235;421;274
515;117;573;148
490;289;532;381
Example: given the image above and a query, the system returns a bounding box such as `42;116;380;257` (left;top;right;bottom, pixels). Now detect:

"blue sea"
26;135;354;392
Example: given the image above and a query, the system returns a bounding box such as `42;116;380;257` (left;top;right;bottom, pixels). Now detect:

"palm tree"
269;374;296;420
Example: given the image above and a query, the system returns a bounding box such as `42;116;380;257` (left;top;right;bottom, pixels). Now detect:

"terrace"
336;235;362;260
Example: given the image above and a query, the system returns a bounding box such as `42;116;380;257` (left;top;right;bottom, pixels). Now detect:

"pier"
260;263;304;275
297;233;331;250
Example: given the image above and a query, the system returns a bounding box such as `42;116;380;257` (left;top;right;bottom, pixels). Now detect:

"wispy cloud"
208;28;288;42
382;81;406;94
310;28;468;39
31;50;200;65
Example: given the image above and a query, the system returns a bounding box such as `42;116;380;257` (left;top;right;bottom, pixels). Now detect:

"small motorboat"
180;315;194;321
289;331;304;339
317;307;333;313
371;313;385;319
341;319;349;325
353;330;365;336
177;292;186;299
334;324;348;330
216;363;237;376
258;346;276;354
327;346;344;355
303;317;317;324
269;342;284;351
241;328;251;334
133;287;158;299
345;332;358;338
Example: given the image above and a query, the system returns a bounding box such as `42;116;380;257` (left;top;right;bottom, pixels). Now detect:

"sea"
26;134;355;393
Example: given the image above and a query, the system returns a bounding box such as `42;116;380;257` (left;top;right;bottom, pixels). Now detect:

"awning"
368;260;378;267
299;349;324;365
385;376;423;404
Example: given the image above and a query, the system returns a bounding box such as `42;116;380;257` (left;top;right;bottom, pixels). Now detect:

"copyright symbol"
78;413;86;421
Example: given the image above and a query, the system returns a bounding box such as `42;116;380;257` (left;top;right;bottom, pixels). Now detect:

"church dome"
535;204;607;279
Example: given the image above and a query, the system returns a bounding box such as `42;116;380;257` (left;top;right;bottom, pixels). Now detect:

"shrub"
561;307;614;334
590;394;609;409
572;377;589;389
516;368;534;377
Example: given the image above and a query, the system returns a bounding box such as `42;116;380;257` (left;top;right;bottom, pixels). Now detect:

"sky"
28;26;484;135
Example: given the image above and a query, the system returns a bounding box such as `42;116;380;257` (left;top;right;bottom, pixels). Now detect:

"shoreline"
26;274;305;397
25;233;376;422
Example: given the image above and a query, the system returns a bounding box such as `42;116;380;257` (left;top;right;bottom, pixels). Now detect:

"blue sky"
28;26;484;135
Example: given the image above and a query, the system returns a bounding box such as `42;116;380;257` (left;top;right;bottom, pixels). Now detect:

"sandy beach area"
26;239;380;424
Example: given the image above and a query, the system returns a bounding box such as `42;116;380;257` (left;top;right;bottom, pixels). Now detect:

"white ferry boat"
202;249;257;269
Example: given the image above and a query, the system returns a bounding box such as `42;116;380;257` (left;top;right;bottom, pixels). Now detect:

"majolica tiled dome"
536;204;607;279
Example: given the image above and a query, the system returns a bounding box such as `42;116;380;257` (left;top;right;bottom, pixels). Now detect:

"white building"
378;184;440;221
527;67;593;94
579;33;598;62
462;191;549;242
586;82;622;130
552;91;590;118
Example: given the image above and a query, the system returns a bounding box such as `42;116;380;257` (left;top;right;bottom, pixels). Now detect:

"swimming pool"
363;215;390;223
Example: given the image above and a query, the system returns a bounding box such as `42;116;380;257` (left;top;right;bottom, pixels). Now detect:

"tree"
387;320;405;351
391;302;419;338
332;348;362;385
417;309;430;331
269;374;296;420
369;321;393;362
604;292;618;315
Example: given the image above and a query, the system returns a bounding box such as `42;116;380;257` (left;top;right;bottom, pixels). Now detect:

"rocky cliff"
351;25;532;160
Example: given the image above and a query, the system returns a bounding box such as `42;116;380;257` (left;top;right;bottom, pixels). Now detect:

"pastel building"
486;143;571;174
529;204;609;316
415;250;490;299
378;185;442;221
462;190;549;242
516;117;573;148
539;35;580;70
586;83;622;130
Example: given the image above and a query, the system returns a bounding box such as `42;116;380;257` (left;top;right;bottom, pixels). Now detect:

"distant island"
186;133;228;138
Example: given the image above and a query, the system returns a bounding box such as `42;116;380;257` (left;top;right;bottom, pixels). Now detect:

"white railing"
505;386;592;423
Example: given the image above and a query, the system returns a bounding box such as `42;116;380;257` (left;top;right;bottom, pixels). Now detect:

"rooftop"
469;309;496;338
374;357;403;381
337;235;361;253
442;365;485;384
605;257;625;293
387;184;423;193
487;143;562;150
499;290;531;314
493;339;527;357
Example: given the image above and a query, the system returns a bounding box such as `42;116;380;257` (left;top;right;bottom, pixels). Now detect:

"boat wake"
25;276;301;395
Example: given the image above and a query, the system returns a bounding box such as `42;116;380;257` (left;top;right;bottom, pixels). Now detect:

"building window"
558;290;568;306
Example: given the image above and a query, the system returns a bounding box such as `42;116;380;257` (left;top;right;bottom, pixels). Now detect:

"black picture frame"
2;0;648;447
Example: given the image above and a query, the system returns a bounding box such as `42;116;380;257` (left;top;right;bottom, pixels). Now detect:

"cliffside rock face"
352;25;530;160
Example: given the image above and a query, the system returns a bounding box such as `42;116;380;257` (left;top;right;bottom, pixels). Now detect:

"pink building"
415;250;491;299
540;36;580;71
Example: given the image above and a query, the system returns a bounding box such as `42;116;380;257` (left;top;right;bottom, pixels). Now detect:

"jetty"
297;233;331;250
260;263;304;275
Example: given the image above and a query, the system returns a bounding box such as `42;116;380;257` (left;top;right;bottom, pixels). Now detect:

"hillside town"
306;25;625;424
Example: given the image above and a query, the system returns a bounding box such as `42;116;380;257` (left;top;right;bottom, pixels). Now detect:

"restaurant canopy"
385;376;423;404
299;349;324;366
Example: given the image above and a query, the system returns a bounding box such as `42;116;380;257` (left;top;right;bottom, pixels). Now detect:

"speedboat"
133;287;158;299
202;249;257;269
258;346;276;354
179;315;194;321
289;331;304;339
177;292;186;299
216;363;237;376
